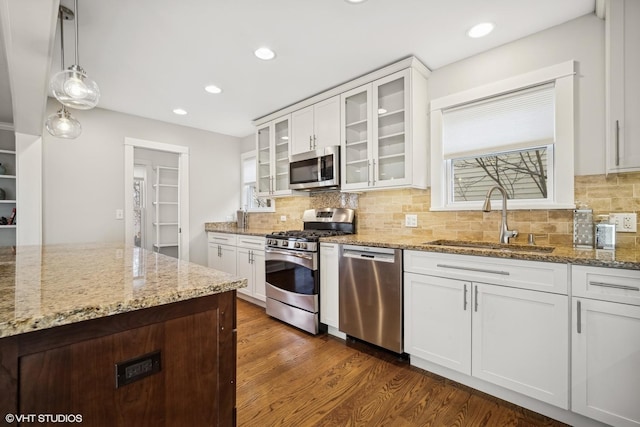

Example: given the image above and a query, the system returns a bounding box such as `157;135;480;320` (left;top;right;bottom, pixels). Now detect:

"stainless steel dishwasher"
339;244;403;353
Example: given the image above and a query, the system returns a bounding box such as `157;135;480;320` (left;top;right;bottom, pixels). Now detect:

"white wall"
429;13;605;175
240;133;254;154
42;100;241;266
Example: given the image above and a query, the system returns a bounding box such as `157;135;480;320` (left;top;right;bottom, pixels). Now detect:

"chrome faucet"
482;186;518;244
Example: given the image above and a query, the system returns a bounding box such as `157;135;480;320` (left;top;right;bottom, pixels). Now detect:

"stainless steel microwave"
289;146;340;191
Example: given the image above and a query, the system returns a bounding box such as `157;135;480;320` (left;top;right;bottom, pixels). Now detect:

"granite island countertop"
0;243;247;339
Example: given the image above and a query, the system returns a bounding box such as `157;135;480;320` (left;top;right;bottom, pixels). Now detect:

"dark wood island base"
0;291;237;427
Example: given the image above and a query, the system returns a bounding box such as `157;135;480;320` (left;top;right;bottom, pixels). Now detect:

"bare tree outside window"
452;146;549;202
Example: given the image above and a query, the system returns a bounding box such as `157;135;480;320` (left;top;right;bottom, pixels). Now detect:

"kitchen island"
0;243;246;426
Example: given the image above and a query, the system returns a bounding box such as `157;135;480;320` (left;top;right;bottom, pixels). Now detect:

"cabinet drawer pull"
589;281;639;291
240;240;260;246
577;300;582;334
436;264;510;276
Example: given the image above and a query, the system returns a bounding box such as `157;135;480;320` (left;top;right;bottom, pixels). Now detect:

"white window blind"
442;83;555;159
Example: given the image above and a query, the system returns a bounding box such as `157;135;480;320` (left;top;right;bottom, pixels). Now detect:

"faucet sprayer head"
482;197;492;212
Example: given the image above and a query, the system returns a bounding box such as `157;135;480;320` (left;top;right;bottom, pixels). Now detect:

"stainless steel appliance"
339;245;403;353
289;146;339;191
265;208;355;334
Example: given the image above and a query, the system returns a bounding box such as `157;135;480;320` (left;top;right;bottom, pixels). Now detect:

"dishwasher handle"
342;245;397;263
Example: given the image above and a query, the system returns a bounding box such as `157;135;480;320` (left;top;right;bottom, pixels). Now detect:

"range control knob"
300;243;308;250
294;242;301;248
281;241;288;247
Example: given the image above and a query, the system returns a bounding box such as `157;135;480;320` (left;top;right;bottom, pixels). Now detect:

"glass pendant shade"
45;107;82;139
51;64;100;110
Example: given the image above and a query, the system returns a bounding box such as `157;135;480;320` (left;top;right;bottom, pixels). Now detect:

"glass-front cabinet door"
341;85;372;189
373;69;410;188
256;123;272;195
256;115;291;197
273;116;290;194
341;69;411;191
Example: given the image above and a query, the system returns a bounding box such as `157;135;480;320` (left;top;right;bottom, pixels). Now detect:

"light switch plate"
115;209;124;220
609;213;637;232
405;214;418;228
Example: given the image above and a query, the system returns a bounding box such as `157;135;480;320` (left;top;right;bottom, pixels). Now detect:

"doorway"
124;138;190;261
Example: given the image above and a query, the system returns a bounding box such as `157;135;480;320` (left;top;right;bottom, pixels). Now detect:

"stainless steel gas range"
264;208;355;334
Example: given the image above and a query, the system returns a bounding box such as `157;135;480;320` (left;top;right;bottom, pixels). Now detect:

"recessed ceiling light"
345;0;368;3
205;85;222;94
173;108;187;115
467;22;495;38
254;47;276;60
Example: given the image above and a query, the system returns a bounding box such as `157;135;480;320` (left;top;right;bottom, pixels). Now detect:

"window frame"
430;60;576;211
240;151;275;213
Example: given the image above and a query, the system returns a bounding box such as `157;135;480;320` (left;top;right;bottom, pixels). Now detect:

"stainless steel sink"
425;239;555;253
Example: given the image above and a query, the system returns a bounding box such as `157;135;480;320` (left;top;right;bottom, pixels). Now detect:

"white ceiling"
12;0;597;137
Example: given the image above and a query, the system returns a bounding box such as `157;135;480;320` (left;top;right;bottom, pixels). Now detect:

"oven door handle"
265;247;316;270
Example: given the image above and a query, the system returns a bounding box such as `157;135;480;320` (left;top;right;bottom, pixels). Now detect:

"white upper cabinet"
291;96;340;155
341;68;428;191
606;0;640;172
256;114;292;197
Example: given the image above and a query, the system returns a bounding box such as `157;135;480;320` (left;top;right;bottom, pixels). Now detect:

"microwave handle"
318;156;324;181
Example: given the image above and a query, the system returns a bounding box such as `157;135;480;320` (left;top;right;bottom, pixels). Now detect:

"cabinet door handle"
589;281;639;291
218;245;222;257
367;160;372;186
474;285;479;312
372;159;377;186
615;119;620;167
436;264;510;276
577;300;582;334
463;283;468;311
313;135;317;149
309;136;313;150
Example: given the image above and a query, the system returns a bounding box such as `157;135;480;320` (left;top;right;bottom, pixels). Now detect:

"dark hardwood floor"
236;299;567;427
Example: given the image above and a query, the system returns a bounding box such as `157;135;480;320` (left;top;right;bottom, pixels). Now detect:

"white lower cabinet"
207;233;266;304
404;273;471;374
320;243;343;337
572;265;640;427
404;250;569;409
472;283;568;408
236;236;266;302
207;233;237;275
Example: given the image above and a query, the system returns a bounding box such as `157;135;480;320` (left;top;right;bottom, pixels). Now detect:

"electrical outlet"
280;215;287;222
609;213;637;233
115;209;124;220
405;214;418;228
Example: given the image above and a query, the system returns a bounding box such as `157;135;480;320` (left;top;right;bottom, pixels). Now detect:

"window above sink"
430;60;576;211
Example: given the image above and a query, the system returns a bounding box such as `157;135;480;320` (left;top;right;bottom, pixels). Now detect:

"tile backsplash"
247;172;640;249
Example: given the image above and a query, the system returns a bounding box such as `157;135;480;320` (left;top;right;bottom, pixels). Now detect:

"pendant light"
50;0;100;110
46;6;82;139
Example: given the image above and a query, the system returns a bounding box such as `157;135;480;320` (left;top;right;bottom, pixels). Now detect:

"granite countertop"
0;243;247;339
205;222;273;237
320;234;640;270
204;223;640;270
